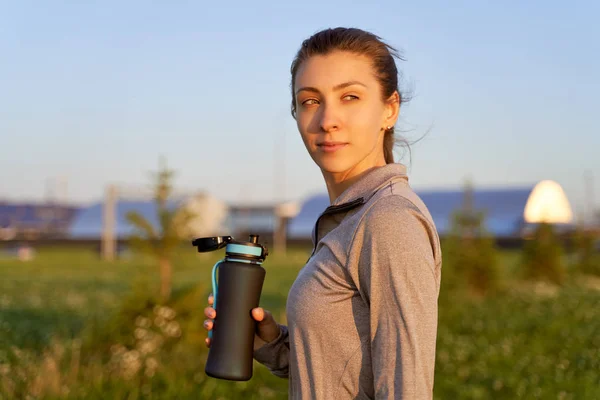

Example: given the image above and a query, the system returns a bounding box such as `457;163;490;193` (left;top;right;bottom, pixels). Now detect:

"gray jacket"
254;163;442;399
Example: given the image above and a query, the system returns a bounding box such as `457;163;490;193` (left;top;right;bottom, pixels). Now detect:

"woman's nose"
318;103;341;132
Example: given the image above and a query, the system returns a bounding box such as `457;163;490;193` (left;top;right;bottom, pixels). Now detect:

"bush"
520;223;567;285
443;206;502;298
571;227;600;276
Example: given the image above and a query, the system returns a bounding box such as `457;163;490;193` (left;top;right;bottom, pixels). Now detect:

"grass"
0;245;599;399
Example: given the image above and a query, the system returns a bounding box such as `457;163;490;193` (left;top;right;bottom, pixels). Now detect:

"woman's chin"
314;157;355;175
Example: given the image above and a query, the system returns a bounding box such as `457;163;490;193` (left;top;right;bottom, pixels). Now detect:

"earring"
386;126;392;130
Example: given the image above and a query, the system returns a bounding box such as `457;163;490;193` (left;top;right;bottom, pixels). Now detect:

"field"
0;246;599;399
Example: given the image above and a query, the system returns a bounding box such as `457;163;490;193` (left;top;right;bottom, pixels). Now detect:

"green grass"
0;246;599;399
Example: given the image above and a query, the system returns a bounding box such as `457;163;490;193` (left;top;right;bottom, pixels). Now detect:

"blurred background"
1;1;599;399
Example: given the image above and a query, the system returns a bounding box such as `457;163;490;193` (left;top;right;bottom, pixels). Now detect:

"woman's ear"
384;91;400;127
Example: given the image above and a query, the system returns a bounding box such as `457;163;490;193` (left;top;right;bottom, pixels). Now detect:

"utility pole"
583;170;594;228
101;184;118;261
45;178;56;237
273;119;288;255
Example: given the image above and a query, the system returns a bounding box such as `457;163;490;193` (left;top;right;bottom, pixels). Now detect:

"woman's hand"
203;293;281;350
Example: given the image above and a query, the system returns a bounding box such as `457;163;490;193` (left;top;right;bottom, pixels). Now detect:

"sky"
1;1;598;218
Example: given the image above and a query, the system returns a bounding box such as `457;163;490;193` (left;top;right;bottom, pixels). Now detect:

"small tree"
443;180;501;297
126;157;196;302
521;222;566;285
572;225;600;276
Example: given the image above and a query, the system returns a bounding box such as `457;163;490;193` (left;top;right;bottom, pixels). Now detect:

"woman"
204;27;442;399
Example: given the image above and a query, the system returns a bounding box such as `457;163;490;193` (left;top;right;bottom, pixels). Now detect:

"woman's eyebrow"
333;80;367;91
295;80;367;95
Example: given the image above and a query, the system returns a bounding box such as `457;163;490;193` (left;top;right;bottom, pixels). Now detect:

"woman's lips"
317;142;348;153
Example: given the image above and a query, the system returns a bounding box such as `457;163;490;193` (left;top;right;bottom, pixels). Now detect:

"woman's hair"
290;27;411;164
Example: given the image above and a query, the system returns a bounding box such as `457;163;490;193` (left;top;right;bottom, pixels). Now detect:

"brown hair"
290;27;410;164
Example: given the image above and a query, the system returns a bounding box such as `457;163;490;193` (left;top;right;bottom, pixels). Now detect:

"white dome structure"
275;201;301;219
178;193;229;238
523;180;573;224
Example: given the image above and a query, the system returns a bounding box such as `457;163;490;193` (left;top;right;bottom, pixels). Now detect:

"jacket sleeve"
349;196;442;399
253;324;290;378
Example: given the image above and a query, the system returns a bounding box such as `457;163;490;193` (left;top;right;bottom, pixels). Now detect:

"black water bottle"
192;234;269;381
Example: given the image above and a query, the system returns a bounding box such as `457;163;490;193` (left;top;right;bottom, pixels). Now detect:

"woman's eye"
301;99;319;106
343;95;359;101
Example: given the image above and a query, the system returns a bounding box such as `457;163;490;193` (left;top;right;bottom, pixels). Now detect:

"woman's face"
294;51;399;176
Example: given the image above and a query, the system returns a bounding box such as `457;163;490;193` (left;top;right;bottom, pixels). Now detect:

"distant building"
67;193;287;242
68;193;229;240
0;201;79;240
1;180;578;246
288;181;575;240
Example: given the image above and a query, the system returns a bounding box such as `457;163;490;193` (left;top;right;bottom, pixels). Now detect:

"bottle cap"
192;235;269;262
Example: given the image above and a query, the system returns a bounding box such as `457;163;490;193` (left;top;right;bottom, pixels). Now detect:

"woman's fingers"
205;304;279;346
204;306;215;319
205;294;215;348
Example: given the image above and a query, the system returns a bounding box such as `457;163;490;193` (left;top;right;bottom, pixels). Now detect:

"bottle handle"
209;260;223;340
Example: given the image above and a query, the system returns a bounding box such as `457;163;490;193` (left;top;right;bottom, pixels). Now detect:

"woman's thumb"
252;307;266;322
252;307;280;343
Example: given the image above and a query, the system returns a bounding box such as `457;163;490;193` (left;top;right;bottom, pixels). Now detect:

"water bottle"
192;234;269;381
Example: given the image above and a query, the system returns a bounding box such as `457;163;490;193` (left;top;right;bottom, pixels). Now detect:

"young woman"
204;27;442;399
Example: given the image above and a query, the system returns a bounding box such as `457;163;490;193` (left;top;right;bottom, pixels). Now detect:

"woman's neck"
322;156;387;203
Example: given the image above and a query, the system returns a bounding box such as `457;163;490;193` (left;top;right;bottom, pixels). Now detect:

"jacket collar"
308;163;409;258
330;163;409;207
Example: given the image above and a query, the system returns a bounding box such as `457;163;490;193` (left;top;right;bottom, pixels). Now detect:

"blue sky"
1;1;598;218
